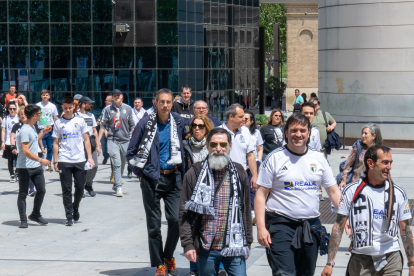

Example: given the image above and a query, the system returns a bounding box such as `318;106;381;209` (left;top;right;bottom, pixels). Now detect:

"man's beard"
208;152;230;170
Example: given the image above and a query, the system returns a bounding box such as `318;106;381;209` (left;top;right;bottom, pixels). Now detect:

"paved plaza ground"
0;147;413;275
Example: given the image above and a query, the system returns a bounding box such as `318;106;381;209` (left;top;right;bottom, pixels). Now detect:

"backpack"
336;140;362;185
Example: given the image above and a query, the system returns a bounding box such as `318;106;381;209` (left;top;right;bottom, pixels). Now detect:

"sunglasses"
9;108;16;111
274;115;281;117
209;142;228;148
191;124;205;129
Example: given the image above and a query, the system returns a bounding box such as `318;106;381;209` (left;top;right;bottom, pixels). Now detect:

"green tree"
265;76;285;101
260;4;286;77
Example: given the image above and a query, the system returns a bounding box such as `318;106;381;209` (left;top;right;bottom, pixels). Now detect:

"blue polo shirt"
295;95;304;104
158;119;175;170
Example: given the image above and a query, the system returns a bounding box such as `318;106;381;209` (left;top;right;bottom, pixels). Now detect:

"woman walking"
260;109;285;160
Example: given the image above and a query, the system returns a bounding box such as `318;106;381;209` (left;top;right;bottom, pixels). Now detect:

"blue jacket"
127;112;187;186
184;114;221;128
324;129;342;155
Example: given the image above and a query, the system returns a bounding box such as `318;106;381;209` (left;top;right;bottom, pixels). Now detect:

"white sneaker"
116;187;123;197
10;175;16;183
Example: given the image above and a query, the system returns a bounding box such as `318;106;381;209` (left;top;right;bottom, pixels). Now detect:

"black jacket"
324;130;342;155
171;99;195;121
126;112;187;186
179;161;253;255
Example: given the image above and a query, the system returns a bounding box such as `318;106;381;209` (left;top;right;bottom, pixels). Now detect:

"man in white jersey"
76;97;100;197
132;97;146;126
219;103;258;188
52;96;95;226
255;112;341;276
36;89;58;170
16;105;52;228
322;145;414;276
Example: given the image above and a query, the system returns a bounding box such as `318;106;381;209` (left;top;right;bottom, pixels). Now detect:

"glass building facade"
1;0;259;116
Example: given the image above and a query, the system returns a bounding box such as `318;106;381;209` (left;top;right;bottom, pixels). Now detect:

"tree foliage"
260;4;286;59
265;76;286;99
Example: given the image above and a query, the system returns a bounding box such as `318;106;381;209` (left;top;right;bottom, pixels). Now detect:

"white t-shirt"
338;181;411;256
76;112;97;136
2;115;19;145
252;129;264;160
257;146;336;219
219;123;255;170
37;102;58;129
132;107;146;126
309;126;322;152
52;116;88;163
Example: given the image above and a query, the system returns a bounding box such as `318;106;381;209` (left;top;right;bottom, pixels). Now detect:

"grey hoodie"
100;103;136;142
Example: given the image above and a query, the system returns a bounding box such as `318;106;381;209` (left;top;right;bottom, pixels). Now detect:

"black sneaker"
73;210;80;222
19;221;28;228
88;190;96;197
128;172;132;178
102;158;108;165
28;214;48;225
65;219;74;226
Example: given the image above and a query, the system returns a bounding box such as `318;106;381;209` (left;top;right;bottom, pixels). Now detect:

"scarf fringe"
220;246;250;257
184;201;215;216
129;157;146;168
167;156;182;166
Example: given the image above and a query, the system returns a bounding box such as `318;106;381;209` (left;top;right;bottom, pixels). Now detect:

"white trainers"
116;187;123;197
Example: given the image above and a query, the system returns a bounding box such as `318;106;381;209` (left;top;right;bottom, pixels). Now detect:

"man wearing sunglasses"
184;100;221;130
219;103;258;189
127;88;186;276
179;128;253;276
255;112;341;276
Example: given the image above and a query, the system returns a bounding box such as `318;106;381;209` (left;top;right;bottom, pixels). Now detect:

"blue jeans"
101;134;109;160
190;260;224;271
42;130;53;162
197;247;246;276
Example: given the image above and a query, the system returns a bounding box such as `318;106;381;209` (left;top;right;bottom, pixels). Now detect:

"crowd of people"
2;83;414;276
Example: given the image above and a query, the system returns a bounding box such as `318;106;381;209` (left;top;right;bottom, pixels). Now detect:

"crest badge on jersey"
310;163;317;173
74;123;79;128
239;135;245;143
123;109;126;114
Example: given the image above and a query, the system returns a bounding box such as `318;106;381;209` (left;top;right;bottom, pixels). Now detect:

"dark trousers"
58;162;86;219
42;130;54;162
17;167;46;222
5;145;17;176
266;219;319;276
141;170;182;267
247;161;261;211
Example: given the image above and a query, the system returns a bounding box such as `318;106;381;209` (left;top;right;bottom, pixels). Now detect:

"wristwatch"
326;262;335;267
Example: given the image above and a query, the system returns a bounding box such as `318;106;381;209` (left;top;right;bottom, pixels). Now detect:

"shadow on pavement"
99;267;189;276
2;218;67;227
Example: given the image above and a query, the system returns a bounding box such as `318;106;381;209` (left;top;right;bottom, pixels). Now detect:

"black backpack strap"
322;111;328;127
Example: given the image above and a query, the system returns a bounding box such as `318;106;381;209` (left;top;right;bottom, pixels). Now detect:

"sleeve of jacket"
126;116;146;161
100;106;110;130
179;167;197;253
239;165;253;246
171;101;179;114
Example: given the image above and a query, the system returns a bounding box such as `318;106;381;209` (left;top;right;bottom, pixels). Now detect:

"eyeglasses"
209;142;228;148
195;107;207;110
191;124;205;130
158;100;172;106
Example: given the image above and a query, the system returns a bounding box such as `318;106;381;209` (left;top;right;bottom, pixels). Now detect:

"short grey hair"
224;103;243;120
361;124;383;146
193;100;208;109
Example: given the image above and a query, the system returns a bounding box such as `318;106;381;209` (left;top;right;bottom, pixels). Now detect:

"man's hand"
54;162;59;172
345;219;352;237
40;159;51;167
184;249;197;262
96;144;101;156
326;125;334;132
257;227;272;248
251;174;257;189
339;182;346;188
12;149;17;155
321;265;333;276
42;148;46;155
43;125;52;133
88;158;95;168
1;143;5;150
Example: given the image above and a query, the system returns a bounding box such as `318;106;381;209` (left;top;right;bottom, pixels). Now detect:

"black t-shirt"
12;122;40;135
171;100;195;120
260;124;285;154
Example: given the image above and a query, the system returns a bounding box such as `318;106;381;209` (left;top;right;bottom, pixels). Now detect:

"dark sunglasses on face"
9;108;16;111
209;142;228;148
191;124;205;130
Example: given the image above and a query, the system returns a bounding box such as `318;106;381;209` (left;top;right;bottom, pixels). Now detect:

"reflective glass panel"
195;70;203;91
240;7;246;26
186;70;195;89
157;0;177;21
53;70;70;91
30;47;49;68
195;2;202;23
114;47;134;68
72;0;91;22
136;23;156;46
136;0;155;21
30;69;50;91
72;24;91;45
0;69;9;90
158;70;178;92
233;6;239;26
0;24;7;45
211;4;218;25
252;7;259;27
10;69;29;90
30;24;49;45
219;5;226;25
158;24;178;46
73;47;91;68
137;70;156;92
178;23;186;45
93;47;112;68
187;24;195;46
0;47;8;68
136;47;156;68
9;24;28;45
158;47;178;68
246;7;252;27
72;69;92;91
30;1;49;22
187;0;194;23
10;47;29;68
196;25;203;46
0;2;6;22
93;0;112;22
50;0;69;22
203;2;210;24
9;1;28;22
178;70;186;89
187;47;195;68
195;48;203;68
178;47;186;68
114;0;133;21
178;0;186;22
51;47;70;68
93;69;112;91
51;24;70;45
93;24;112;45
114;70;134;92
